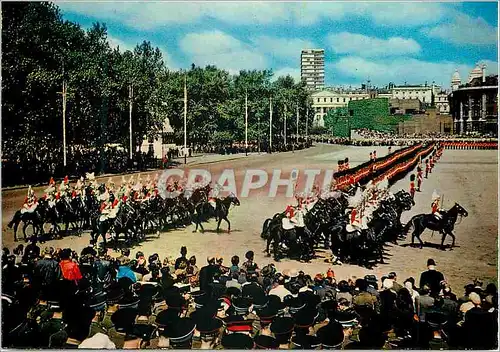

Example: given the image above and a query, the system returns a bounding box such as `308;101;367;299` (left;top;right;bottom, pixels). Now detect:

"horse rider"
21;186;38;214
44;177;57;208
282;204;298;230
431;190;444;220
74;176;85;197
58;175;70;199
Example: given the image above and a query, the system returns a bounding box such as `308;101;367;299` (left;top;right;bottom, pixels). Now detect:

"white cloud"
58;2;452;29
107;35;135;52
327;32;421;57
272;67;301;82
333;56;498;89
424;13;498;45
179;30;267;73
251;36;316;61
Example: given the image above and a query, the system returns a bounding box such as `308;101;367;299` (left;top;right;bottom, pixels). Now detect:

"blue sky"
57;1;498;89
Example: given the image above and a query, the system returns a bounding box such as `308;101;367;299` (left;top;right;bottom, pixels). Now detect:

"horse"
403;202;468;250
8;201;47;242
192;194;240;233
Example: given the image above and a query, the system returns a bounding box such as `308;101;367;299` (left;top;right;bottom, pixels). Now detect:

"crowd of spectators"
2;240;497;349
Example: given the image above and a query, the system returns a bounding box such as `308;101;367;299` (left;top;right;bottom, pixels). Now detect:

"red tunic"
350;209;357;224
285;205;295;218
431;201;439;214
59;259;83;281
410;181;415;193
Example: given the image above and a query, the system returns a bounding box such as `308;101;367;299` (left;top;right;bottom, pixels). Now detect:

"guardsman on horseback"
409;174;416;199
44;177;57;208
74;176;84;197
282;204;298;230
21;186;38;214
431;190;443;220
59;175;70;198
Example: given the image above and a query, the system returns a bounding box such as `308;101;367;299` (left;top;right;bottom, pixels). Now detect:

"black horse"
404;202;468;249
8;200;48;242
192;194;240;233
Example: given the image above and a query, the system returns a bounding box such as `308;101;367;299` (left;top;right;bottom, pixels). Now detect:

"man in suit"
419;259;445;297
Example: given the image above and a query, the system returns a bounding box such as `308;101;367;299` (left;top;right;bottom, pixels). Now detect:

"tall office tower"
301;49;325;91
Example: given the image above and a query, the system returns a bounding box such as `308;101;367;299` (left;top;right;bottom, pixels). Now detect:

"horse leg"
440;231;449;250
224;217;231;233
216;218;222;233
12;221;20;242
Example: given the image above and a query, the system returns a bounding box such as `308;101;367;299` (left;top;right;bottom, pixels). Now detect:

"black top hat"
267;295;286;314
287;297;306;314
320;299;338;314
294;308;319;328
111;308;138;332
257;305;278;325
155;308;180;327
270;316;295;336
196;316;223;337
317;321;345;348
164;292;185;310
299;291;321;308
118;293;140;309
106;284;125;305
88;292;107;311
129;324;157;341
254;334;279;349
334;310;358;328
118;277;134;291
233;297;252;314
225;287;241;297
137;300;152;317
252;294;269;310
291;333;321;349
163;318;196;346
194;294;212;309
139;284;159;301
225;315;254;333
221;333;254;349
190;290;206;298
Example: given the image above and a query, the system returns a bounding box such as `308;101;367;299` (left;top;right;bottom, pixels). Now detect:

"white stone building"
391;84;441;105
311;89;370;127
435;91;450;114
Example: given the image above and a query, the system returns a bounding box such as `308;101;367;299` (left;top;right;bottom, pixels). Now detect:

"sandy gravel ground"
1;145;497;291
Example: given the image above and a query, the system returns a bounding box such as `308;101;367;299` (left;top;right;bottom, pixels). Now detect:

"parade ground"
1;144;497;290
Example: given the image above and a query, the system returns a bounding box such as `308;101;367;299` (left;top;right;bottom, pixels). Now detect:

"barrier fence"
441;141;497;150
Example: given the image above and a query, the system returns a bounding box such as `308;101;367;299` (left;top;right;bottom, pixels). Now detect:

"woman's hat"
221;333;254;349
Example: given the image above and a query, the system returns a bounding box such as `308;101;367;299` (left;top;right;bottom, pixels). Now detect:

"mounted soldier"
44;177;57;208
431;190;444;220
21;186;38;214
59;175;70;198
282;204;298;230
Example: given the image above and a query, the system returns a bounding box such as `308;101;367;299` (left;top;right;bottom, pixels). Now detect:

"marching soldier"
344;157;350;170
409;174;416;199
425;159;430;178
416;166;423;192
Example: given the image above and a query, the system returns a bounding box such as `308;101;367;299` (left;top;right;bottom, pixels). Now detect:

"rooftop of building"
459;75;498;89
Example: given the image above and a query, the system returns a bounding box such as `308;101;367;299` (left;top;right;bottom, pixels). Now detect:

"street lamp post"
245;89;248;156
269;96;273;153
184;74;187;164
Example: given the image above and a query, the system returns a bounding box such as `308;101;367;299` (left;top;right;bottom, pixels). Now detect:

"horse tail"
261;218;272;239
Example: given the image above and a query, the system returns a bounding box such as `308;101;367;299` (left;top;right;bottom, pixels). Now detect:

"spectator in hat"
59;248;82;282
268;275;292;301
337;280;353;306
415;285;435;323
229;255;240;275
33;246;62;296
175;246;189;270
199;256;219;293
242;251;258;275
116;257;137;283
419;258;445;297
388;272;403;293
353;279;378;311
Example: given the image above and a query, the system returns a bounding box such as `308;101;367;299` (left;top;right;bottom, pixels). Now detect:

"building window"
343;98;346;102
330;98;333;102
324;98;326;102
337;98;339;102
317;98;320;103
